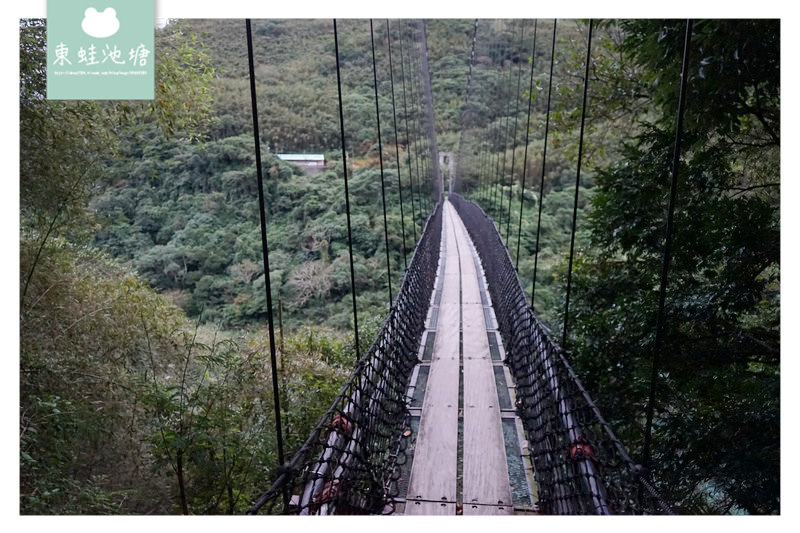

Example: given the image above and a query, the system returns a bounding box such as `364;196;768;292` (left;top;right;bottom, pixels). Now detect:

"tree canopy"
565;19;779;514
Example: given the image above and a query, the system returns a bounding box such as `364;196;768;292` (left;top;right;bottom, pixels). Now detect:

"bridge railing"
449;193;673;515
248;201;443;515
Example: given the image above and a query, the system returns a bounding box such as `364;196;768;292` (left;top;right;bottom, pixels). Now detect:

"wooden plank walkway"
404;201;513;515
454;204;514;515
405;203;460;510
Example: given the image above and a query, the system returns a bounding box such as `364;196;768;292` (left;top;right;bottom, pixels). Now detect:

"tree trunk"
177;450;189;514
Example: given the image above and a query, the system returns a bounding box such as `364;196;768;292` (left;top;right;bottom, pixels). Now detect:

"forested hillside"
88;18;600;330
20;18;779;515
90;19;446;329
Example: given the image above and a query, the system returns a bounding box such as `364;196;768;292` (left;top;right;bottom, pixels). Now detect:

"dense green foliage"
90;133;423;328
563;20;779;514
19;19;356;514
20;238;351;513
464;19;779;514
89;19;441;329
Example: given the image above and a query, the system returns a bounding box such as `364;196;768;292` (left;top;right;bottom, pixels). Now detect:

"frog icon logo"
81;7;120;38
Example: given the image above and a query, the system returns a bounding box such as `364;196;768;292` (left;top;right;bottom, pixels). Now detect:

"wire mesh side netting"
249;201;443;515
449;194;673;515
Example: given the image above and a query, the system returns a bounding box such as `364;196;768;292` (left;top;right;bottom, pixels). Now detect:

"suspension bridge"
244;18;689;515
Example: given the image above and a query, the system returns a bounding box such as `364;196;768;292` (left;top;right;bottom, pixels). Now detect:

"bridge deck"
405;202;461;511
404;201;521;515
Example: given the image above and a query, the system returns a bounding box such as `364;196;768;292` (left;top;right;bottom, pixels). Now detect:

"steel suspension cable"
396;21;419;242
370;19;393;307
484;24;503;206
531;19;557;307
406;21;427;221
455;19;479;195
473;23;484;199
481;24;498;205
385;20;409;271
245;18;287;508
405;22;427;218
465;20;480;196
333;19;361;359
495;21;516;222
515;19;538;269
418;61;433;208
505;20;526;243
482;23;498;204
476;23;490;201
642;18;694;473
482;28;498;205
561;19;593;350
487;25;507;211
485;26;497;207
475;26;487;200
403;22;421;214
418;19;442;199
408;29;429;211
492;37;506;212
494;22;515;215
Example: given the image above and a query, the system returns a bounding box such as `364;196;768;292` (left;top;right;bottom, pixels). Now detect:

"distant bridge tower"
439;151;454;195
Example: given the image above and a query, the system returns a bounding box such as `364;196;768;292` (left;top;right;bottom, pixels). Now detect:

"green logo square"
47;1;154;100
